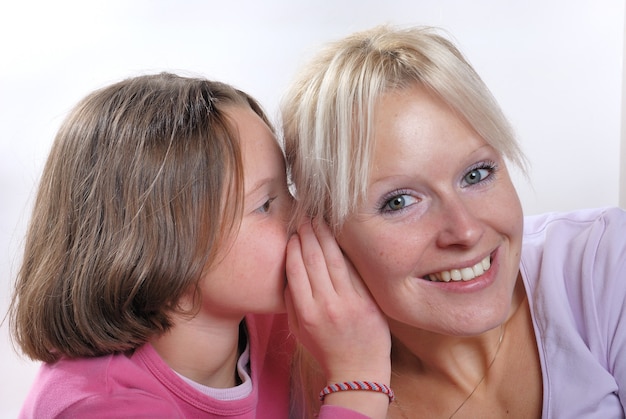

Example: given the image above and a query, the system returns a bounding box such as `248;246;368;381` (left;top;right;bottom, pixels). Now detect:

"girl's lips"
424;255;492;282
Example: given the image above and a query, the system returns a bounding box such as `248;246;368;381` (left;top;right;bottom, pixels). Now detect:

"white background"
1;1;624;417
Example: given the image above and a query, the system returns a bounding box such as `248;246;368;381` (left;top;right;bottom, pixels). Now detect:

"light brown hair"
9;72;273;363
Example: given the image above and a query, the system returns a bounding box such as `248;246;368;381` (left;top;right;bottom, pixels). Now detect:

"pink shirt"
19;313;369;418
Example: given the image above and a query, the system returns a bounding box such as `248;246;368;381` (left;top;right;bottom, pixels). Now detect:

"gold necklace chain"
447;324;505;418
392;324;506;419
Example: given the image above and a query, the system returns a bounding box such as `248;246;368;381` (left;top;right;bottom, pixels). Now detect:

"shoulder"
521;208;626;417
523;206;625;240
522;205;626;286
20;346;177;417
522;207;626;272
521;207;626;349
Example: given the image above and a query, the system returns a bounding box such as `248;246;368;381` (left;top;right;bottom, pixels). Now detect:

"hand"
285;219;391;416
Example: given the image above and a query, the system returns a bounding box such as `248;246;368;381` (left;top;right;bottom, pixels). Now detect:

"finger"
313;220;378;303
285;232;313;300
296;219;336;297
311;219;354;295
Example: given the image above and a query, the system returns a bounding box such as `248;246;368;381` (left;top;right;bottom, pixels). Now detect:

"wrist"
320;381;393;419
320;381;395;402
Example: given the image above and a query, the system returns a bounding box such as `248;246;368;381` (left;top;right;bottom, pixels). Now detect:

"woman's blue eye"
463;162;497;186
382;194;417;212
464;168;489;185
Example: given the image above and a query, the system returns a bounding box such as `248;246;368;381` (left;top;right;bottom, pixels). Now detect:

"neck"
151;312;245;388
390;276;525;391
391;323;504;392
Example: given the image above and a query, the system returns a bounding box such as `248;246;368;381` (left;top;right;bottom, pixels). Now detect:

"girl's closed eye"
378;190;419;214
462;160;498;187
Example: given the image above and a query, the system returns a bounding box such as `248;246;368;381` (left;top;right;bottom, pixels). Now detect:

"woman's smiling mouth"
424;255;491;282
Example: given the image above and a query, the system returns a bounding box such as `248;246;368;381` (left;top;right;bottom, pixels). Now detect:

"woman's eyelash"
376;189;413;213
470;160;498;172
462;160;499;184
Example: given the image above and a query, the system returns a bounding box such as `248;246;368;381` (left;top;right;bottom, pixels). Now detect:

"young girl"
9;73;391;418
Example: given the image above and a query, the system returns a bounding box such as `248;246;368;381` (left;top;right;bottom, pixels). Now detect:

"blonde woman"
283;25;626;418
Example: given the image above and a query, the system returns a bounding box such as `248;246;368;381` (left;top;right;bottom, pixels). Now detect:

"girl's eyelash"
256;196;276;213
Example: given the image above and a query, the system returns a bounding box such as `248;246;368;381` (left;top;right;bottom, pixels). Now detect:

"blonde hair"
282;25;526;232
9;73;273;363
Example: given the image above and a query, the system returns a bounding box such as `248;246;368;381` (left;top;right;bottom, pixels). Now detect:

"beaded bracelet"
319;381;395;403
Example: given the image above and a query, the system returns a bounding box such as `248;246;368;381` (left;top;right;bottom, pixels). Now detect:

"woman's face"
199;106;292;319
337;84;523;336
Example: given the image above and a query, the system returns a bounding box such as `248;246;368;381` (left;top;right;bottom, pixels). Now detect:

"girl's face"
337;84;523;336
199;106;292;318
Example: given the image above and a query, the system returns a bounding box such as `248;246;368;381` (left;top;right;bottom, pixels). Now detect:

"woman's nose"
435;195;484;249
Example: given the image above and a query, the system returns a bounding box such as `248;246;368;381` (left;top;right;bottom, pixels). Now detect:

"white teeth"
473;263;484;277
461;267;474;281
427;255;491;283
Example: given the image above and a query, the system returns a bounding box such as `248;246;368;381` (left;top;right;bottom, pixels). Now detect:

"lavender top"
521;207;626;418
